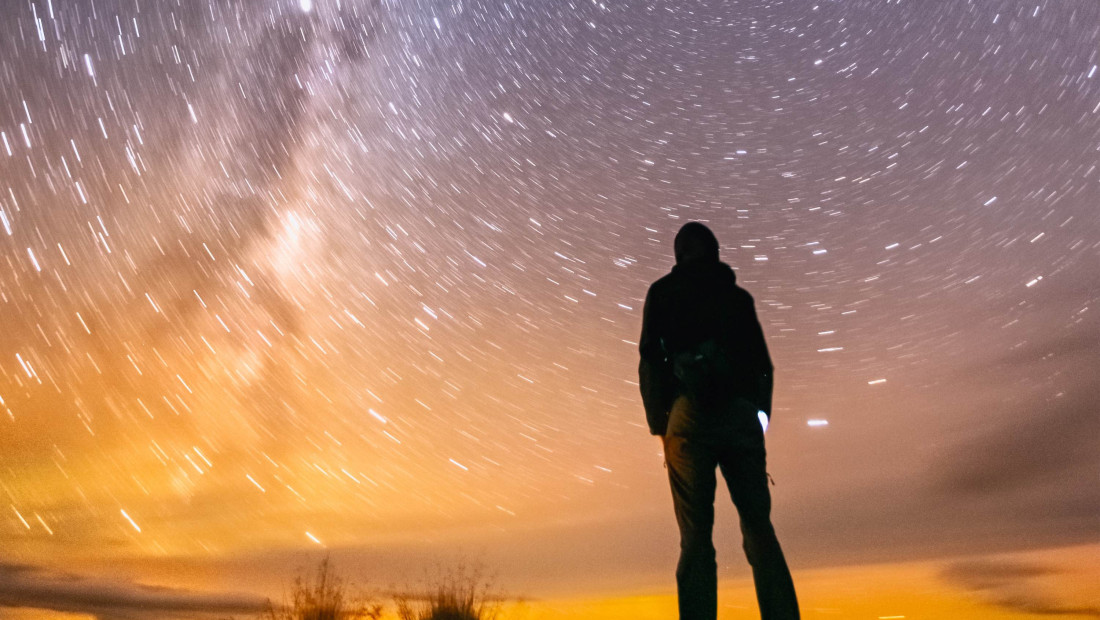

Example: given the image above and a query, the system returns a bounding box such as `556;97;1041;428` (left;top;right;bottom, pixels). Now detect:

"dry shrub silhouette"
395;565;501;620
261;558;382;620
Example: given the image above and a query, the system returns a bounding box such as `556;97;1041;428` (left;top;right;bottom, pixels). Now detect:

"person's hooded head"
673;222;720;265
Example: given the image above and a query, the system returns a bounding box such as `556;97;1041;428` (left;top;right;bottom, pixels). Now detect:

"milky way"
1;0;1097;592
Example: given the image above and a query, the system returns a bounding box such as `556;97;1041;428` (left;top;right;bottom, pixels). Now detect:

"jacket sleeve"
638;283;676;435
743;294;774;418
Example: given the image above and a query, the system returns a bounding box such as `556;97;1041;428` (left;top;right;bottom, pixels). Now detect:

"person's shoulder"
723;267;757;306
655;270;678;285
731;280;755;300
647;270;677;294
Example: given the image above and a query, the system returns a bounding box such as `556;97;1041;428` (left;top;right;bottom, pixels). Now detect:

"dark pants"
664;395;799;620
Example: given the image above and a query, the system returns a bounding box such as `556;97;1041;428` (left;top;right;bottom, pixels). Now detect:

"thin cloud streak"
0;562;268;620
941;560;1100;618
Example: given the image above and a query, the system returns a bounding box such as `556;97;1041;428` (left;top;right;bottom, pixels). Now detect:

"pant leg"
665;397;720;620
718;422;800;620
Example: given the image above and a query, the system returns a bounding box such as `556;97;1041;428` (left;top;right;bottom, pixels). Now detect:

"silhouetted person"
638;222;799;620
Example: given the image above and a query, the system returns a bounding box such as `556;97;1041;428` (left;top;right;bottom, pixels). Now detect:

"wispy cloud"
932;324;1100;526
0;562;268;620
941;559;1100;617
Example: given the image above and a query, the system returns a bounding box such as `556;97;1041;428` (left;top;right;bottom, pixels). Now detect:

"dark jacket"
638;259;773;435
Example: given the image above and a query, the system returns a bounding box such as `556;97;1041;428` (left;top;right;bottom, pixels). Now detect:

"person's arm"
745;296;774;419
639;283;675;435
757;367;774;421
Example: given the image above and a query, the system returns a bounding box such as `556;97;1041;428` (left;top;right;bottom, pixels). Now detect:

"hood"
674;222;720;265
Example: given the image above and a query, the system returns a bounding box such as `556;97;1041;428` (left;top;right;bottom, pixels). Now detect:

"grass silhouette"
258;559;503;620
261;558;382;620
395;564;501;620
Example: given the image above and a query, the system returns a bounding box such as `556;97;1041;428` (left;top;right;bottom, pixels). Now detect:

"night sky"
1;0;1098;616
